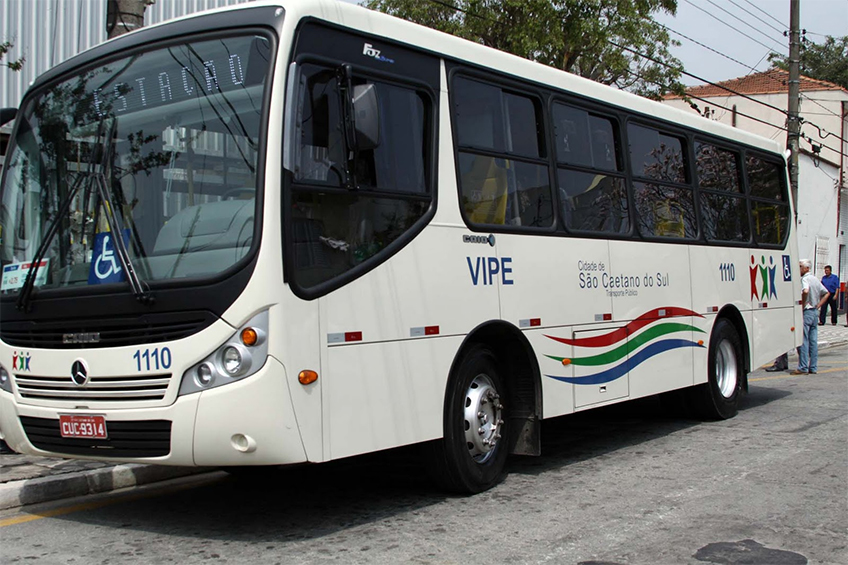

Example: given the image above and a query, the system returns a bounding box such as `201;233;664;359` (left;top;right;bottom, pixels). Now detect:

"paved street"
1;345;846;565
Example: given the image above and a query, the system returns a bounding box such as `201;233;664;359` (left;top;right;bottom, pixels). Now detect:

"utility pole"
787;0;801;216
106;0;154;39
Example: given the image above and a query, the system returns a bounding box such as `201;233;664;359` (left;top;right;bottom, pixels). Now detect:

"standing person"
792;259;830;375
819;265;840;325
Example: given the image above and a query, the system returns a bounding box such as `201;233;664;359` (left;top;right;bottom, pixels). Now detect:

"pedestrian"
818;265;840;326
792;259;830;375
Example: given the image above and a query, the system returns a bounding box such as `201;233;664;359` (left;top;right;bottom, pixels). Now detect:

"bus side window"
628;123;696;240
554;103;628;235
453;76;552;229
696;142;750;243
746;154;789;246
290;64;432;291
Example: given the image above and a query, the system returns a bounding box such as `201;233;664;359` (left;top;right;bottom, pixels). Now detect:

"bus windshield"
0;33;271;298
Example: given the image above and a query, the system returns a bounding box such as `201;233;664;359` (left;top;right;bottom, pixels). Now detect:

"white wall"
796;154;841;277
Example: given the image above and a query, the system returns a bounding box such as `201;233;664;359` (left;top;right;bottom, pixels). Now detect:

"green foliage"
1;40;25;71
769;35;848;90
364;0;685;99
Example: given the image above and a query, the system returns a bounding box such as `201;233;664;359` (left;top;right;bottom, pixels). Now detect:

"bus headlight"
0;365;11;393
222;345;247;376
179;310;269;396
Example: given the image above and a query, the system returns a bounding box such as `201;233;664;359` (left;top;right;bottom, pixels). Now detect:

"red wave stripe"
544;307;703;348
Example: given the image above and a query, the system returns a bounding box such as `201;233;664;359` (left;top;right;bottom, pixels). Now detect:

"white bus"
0;0;801;493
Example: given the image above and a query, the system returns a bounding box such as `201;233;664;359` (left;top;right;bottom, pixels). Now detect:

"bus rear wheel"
689;318;743;420
428;345;509;494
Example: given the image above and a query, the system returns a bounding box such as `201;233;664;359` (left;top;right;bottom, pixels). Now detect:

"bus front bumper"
0;356;308;467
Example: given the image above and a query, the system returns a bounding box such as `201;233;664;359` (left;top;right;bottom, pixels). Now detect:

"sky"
342;0;847;88
654;0;848;86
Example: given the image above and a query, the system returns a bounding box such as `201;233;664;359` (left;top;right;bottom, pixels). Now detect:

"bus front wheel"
428;345;509;494
689;318;743;420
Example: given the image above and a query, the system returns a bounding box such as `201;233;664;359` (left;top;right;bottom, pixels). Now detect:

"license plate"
59;415;108;439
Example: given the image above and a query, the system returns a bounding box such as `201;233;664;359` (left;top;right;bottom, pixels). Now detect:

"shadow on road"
40;381;796;547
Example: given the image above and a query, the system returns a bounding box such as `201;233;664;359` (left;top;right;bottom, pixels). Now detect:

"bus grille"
0;311;216;349
14;374;172;402
20;417;172;458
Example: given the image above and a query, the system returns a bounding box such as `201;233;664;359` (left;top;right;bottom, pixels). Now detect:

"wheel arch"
715;305;751;391
448;320;542;456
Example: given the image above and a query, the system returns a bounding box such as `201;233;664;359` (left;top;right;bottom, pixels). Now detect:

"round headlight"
0;367;8;384
196;363;214;386
222;346;243;375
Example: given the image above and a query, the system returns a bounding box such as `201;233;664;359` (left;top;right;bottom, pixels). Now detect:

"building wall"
797;155;841;277
0;0;251;109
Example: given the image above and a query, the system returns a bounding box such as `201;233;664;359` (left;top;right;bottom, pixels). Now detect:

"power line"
740;0;787;29
725;0;785;35
696;0;785;47
606;38;789;116
682;0;785;54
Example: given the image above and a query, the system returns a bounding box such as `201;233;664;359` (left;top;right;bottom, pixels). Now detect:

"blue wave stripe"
545;339;705;385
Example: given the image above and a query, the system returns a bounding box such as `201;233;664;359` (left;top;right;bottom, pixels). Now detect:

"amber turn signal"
298;370;318;385
561;358;572;366
241;328;258;346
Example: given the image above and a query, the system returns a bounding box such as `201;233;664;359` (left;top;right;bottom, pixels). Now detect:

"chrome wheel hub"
715;339;738;398
463;374;504;463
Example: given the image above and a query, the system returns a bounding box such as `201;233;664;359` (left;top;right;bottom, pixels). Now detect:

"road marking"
751;365;846;382
0;473;223;528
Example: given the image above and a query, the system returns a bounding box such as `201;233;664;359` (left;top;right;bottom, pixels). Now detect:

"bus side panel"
496;235;612;419
319;226;499;460
608;241;695;398
749;250;798;369
324;337;460;459
689;246;752;383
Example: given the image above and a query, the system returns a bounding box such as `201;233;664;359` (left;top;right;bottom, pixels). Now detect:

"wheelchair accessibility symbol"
88;230;130;285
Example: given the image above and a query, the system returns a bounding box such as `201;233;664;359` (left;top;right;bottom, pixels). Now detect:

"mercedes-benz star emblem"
71;360;89;386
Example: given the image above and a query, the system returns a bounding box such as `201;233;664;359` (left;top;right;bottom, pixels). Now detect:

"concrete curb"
0;464;210;511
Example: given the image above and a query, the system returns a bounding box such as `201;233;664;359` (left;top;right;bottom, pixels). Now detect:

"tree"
1;40;24;71
769;35;848;90
107;0;156;39
364;0;685;99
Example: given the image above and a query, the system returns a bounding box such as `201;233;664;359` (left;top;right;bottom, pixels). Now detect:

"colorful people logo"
750;255;778;300
11;351;31;372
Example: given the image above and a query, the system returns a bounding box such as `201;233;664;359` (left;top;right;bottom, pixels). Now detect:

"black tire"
687;318;744;420
426;345;510;494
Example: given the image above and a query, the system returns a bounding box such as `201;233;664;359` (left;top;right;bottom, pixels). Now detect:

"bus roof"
34;0;786;158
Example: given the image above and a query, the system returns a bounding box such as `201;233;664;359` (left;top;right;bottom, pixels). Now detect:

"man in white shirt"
791;259;830;375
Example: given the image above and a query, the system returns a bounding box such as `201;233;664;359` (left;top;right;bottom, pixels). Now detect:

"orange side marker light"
698;340;704;346
298;370;318;385
241;328;258;346
561;358;572;366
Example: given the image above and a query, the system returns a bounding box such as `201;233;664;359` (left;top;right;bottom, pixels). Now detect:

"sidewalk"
1;322;846;511
0;451;208;511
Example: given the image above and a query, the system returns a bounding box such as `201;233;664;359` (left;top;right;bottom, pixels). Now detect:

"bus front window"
0;34;272;297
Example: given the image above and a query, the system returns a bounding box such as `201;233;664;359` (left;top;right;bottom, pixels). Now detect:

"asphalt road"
1;345;845;565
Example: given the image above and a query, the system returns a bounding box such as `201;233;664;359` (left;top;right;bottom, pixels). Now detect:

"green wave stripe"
545;323;704;366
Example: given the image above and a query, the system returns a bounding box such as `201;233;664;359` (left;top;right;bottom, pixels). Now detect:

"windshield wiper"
16;117;152;310
94;119;152;304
